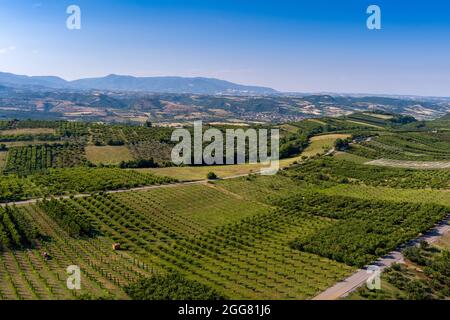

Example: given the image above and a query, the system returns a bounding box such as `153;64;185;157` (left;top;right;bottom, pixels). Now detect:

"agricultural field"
42;191;353;299
0;204;150;300
3;144;87;175
0;114;449;301
348;131;450;161
287;157;450;189
0;167;175;203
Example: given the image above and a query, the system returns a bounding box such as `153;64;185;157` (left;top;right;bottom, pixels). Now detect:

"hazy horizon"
1;0;450;96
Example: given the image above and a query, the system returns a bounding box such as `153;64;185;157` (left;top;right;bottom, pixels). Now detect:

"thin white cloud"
0;46;16;54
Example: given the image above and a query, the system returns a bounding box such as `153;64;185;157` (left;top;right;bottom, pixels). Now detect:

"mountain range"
0;72;277;95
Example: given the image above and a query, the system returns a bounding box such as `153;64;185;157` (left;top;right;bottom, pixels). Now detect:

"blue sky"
0;0;450;96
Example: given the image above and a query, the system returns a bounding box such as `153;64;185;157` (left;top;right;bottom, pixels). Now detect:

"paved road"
313;216;450;300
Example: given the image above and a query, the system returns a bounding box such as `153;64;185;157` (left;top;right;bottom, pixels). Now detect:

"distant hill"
441;113;450;120
71;74;277;95
0;72;277;95
0;72;69;89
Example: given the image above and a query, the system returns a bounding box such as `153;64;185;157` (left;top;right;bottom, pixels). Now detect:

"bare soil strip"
366;159;450;169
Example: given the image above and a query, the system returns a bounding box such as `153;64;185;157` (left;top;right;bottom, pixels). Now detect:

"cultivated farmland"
0;114;449;301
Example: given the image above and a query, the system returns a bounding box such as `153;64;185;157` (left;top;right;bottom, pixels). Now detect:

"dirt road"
0;173;252;208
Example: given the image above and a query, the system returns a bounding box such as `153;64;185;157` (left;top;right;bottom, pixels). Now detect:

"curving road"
313;216;450;300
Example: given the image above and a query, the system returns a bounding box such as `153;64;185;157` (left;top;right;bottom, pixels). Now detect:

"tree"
125;272;226;300
334;138;349;151
207;172;218;180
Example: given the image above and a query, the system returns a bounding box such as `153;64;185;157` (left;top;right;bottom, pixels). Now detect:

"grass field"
301;134;351;157
333;151;371;164
85;146;134;165
0;128;56;136
306;119;327;125
279;124;300;133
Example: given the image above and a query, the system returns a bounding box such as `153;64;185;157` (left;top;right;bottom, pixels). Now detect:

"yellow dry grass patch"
142;163;266;181
0;151;7;169
345;120;384;129
280;124;300;133
0;128;56;135
85;146;134;165
333;151;370;164
301;133;351;157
